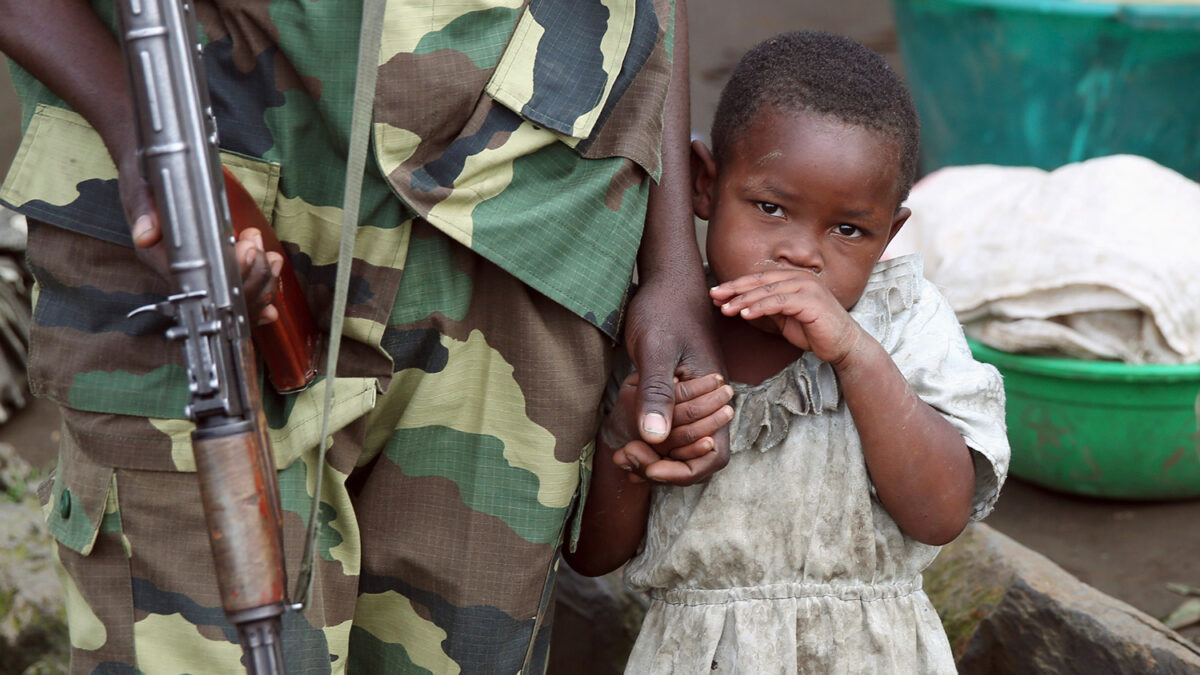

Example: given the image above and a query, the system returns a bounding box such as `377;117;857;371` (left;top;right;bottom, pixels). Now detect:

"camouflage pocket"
40;429;115;556
485;0;640;140
0;105;283;247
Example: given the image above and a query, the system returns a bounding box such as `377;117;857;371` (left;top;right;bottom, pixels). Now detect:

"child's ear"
691;140;718;220
887;206;911;247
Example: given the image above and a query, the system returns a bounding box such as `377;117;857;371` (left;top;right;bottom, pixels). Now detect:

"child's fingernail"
270;256;284;277
740;308;751;316
643;412;668;438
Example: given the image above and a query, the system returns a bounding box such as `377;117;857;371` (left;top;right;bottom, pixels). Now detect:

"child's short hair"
711;31;921;204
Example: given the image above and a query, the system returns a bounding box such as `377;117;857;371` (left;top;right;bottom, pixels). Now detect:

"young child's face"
695;107;909;314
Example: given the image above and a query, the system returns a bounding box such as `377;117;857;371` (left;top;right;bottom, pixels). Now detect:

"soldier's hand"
234;228;283;326
116;150;170;280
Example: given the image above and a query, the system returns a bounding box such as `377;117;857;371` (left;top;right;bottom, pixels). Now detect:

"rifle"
115;0;320;672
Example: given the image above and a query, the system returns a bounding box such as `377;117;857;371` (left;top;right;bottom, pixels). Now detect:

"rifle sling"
292;0;387;611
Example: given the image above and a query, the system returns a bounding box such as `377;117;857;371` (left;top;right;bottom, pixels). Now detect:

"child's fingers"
673;372;725;403
643;448;729;486
673;380;731;422
718;276;819;317
667;402;734;453
666;436;718;461
709;269;810;302
735;290;810;320
613;441;661;484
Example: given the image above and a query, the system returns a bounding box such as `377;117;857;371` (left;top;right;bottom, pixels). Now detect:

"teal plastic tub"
892;0;1200;180
968;338;1200;500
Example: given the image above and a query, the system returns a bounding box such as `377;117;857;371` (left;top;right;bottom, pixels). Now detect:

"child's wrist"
597;417;632;452
830;330;888;380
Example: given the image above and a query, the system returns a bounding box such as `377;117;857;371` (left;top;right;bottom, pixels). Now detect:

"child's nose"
773;230;822;274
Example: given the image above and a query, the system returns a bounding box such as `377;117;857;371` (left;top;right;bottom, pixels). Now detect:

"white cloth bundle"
888;155;1200;364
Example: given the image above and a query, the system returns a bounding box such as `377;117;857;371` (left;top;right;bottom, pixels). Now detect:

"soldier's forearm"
640;0;702;287
0;0;138;168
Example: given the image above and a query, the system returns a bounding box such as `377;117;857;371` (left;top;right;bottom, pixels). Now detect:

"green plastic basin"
968;338;1200;499
964;338;1200;497
893;0;1200;180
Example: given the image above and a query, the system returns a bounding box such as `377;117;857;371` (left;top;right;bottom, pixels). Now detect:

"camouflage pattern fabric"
3;0;677;672
32;219;610;673
4;0;675;340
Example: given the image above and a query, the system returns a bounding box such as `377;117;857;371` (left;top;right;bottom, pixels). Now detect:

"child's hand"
711;270;865;366
603;373;734;484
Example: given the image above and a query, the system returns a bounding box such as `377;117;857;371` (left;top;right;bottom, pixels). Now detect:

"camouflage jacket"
1;0;674;430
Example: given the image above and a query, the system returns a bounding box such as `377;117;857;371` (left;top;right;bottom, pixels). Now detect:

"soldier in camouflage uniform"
0;0;727;673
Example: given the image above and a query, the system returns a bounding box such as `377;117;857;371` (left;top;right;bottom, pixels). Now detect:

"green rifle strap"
292;0;387;611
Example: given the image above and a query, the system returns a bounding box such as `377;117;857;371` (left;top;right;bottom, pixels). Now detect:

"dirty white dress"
622;256;1010;674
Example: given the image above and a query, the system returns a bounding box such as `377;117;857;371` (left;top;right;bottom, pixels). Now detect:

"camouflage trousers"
28;220;611;674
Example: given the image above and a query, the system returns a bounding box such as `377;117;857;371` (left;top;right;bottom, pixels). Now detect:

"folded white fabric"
888;155;1200;364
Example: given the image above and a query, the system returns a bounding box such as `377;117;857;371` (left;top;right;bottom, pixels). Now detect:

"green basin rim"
967;338;1200;383
907;0;1200;20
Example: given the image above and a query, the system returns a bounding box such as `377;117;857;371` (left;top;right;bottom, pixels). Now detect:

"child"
565;31;1010;673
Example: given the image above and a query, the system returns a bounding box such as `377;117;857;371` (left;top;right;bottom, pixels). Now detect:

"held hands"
622;271;731;484
600;373;734;485
710;269;864;367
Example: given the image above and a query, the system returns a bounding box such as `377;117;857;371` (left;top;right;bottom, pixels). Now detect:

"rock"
0;442;67;675
926;522;1200;674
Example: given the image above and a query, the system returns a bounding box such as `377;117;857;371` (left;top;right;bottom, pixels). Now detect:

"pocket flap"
485;0;637;139
0;104;283;249
40;433;114;556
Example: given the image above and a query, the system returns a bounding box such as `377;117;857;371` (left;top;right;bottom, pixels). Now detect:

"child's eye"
756;202;784;217
835;224;863;237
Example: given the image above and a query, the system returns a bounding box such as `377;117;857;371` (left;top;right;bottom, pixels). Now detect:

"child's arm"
565;373;733;577
712;270;975;545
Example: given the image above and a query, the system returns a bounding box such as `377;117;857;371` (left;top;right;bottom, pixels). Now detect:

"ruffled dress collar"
725;255;925;455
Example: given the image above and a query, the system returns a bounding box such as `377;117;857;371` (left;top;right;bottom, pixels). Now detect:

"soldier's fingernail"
132;216;153;243
643;413;668;438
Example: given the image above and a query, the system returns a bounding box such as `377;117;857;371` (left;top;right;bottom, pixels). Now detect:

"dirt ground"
2;0;1199;647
